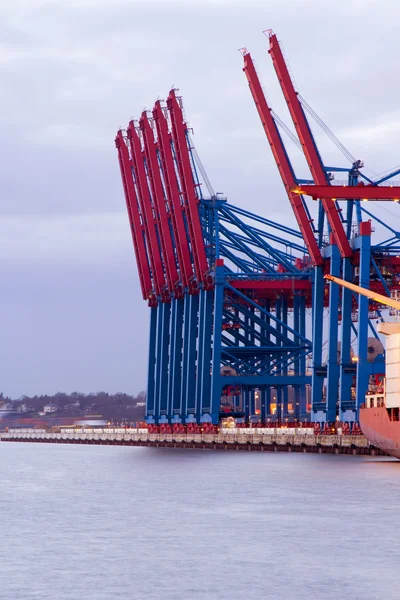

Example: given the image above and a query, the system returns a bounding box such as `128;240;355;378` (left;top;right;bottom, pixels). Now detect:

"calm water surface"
0;443;398;600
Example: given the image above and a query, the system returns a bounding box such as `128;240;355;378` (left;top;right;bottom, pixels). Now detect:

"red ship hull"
360;407;400;459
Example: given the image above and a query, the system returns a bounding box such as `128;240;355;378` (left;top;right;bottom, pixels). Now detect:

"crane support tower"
116;32;400;425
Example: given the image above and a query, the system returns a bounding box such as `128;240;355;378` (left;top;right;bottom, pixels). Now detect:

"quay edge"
0;430;387;456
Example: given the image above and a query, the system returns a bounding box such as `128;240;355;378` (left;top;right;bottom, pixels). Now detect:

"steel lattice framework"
116;32;400;425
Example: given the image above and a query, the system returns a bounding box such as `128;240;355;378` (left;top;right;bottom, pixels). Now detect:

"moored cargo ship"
327;275;400;459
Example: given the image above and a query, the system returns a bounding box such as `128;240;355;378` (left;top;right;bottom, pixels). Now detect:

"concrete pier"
0;429;387;456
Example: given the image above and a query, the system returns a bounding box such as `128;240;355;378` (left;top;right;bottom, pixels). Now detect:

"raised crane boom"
325;274;400;311
152;100;194;291
127;121;168;301
115;131;154;303
268;31;352;259
167;89;209;287
242;50;323;267
140;111;180;297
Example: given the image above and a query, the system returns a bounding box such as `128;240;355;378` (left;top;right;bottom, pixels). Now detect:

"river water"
0;443;398;600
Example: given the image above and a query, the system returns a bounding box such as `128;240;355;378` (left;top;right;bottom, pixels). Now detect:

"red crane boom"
127;121;167;301
268;31;352;258
152;100;194;292
242;51;323;267
167;90;209;287
115;131;154;303
140;111;181;297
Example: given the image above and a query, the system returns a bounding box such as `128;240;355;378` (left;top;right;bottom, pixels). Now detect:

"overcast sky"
1;0;399;398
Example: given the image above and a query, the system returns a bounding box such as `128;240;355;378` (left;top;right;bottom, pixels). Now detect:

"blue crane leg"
180;295;191;423
153;304;164;423
185;293;199;419
196;290;213;420
311;266;325;420
244;388;250;423
293;295;302;420
260;387;266;422
168;298;184;422
339;258;354;420
159;302;171;420
326;243;340;421
145;305;158;423
356;228;371;414
210;264;225;424
282;297;289;416
299;295;307;419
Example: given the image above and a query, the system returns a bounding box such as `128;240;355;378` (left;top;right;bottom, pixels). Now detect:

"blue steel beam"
326;241;340;421
339;258;354;420
168;298;184;422
355;222;372;413
145;306;158;423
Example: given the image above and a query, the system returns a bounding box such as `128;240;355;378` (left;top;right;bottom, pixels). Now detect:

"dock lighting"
362;198;368;202
351;356;359;363
332;198;337;202
395;199;400;203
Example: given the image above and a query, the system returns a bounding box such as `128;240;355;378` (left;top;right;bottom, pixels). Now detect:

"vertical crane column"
339;167;360;419
154;302;171;422
184;293;200;420
275;297;282;420
146;306;158;422
293;295;301;419
326;238;341;421
167;297;184;422
281;297;289;417
311;267;325;417
299;295;307;418
339;258;354;419
210;260;225;424
355;222;372;412
263;301;272;419
195;289;213;421
243;310;251;422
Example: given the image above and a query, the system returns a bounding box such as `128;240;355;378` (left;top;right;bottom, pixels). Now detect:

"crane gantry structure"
116;31;400;426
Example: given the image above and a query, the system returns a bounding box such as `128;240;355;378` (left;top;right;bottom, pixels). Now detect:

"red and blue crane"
116;31;400;426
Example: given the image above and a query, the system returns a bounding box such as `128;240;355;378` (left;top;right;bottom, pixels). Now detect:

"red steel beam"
268;32;352;259
167;90;210;287
230;279;311;291
152;100;194;291
140;111;182;297
127;121;167;301
115;131;154;303
293;184;400;201
242;51;323;267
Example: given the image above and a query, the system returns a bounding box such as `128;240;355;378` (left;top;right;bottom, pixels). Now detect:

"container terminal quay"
7;31;400;458
112;29;400;458
0;425;387;457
